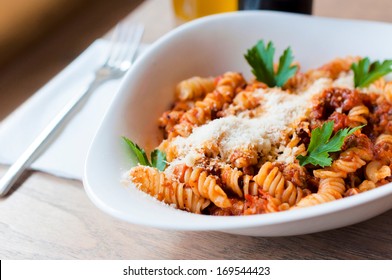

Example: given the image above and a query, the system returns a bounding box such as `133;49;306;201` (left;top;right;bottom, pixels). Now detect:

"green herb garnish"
244;40;298;87
296;121;363;167
122;136;166;171
151;149;167;172
351;57;392;88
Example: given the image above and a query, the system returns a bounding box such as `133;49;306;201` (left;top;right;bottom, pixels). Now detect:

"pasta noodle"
348;105;369;126
166;72;246;139
124;56;392;216
220;165;244;197
295;177;345;208
128;166;210;213
242;174;258;196
365;161;391;183
331;148;367;174
180;165;232;208
254;162;304;206
176;76;215;101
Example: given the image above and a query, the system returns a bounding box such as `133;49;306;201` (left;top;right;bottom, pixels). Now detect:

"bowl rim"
84;174;392;231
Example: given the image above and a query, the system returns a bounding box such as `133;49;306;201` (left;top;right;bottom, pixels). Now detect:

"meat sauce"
310;87;392;137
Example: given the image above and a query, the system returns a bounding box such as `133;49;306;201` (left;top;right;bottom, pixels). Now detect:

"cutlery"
0;22;144;197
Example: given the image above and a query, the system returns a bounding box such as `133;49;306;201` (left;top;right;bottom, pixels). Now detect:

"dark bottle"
238;0;313;15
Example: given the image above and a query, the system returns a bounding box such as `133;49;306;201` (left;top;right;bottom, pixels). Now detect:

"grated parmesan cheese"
332;71;354;89
169;77;333;168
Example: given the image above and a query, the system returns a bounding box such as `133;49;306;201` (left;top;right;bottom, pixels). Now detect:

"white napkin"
0;39;146;180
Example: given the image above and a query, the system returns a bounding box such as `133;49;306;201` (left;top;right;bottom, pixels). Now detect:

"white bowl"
83;11;392;236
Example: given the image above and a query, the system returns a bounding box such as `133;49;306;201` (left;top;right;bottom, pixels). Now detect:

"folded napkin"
0;39;146;180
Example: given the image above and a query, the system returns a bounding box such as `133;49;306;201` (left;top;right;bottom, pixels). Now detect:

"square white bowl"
83;11;392;236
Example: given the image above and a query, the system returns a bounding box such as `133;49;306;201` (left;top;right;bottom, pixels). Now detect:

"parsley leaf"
276;47;298;87
244;40;298;87
151;149;167;171
122;136;166;170
296;121;363;167
351;57;392;88
122;136;150;166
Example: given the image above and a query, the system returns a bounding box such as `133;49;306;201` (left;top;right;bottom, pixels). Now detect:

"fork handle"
0;78;106;197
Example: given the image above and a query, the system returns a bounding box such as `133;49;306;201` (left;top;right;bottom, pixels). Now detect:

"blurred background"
0;0;391;120
0;0;143;66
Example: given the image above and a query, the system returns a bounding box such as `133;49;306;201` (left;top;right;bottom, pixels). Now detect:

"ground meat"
369;100;392;137
309;88;365;127
324;88;362;112
309;88;364;131
281;163;309;188
328;111;349;132
296;126;311;146
243;195;268;215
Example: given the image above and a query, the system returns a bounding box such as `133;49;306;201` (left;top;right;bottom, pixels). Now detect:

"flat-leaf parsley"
244;40;298;87
351;57;392;88
296;121;363;167
122;136;166;171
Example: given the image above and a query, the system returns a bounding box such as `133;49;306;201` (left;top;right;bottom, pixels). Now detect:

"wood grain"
1;0;392;260
1;166;391;260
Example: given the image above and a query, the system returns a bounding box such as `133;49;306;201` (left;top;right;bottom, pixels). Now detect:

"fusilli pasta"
128;166;210;213
124;56;392;215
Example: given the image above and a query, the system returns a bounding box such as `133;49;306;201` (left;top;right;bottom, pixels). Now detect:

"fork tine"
125;23;144;63
106;22;144;70
104;24;121;66
109;23;130;66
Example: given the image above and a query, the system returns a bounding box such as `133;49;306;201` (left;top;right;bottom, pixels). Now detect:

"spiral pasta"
220;165;244;197
220;89;261;116
295;177;345;208
331;148;368;173
242;175;258;196
180;165;232;208
128;166;210;213
219;165;260;198
376;134;392;145
125;58;392;216
365;161;391;183
254;162;304;206
254;162;285;198
358;180;376;192
232;90;259;110
176;76;215;101
313;167;347;179
348;105;369;126
194;72;245;111
169;72;246;139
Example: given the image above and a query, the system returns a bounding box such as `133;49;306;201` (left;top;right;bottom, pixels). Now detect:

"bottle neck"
238;0;313;15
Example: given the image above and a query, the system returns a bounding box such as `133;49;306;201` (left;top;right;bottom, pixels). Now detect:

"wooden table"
1;0;392;259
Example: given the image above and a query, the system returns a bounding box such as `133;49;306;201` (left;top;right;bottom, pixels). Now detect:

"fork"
0;22;144;197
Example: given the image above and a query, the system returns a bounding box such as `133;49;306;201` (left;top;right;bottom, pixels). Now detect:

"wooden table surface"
1;0;392;260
